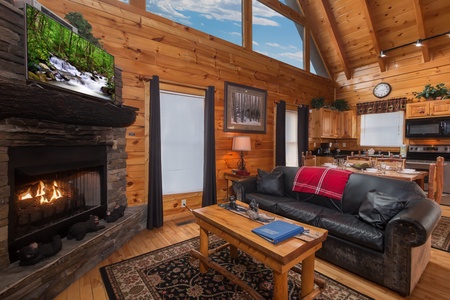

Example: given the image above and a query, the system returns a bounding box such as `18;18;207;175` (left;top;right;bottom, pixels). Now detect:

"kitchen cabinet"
310;108;355;139
340;110;356;138
406;100;450;118
310;108;340;138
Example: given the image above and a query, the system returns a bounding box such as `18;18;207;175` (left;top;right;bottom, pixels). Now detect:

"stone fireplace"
0;3;145;298
0;117;132;269
0;117;147;300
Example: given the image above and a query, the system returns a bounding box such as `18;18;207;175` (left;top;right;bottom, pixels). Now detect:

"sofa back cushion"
272;166;302;200
256;168;284;196
271;166;344;212
342;173;424;214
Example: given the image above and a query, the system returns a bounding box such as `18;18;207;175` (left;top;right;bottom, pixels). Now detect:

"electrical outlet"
342;142;346;147
181;199;186;207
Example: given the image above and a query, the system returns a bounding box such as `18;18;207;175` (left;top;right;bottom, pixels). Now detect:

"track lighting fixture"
379;31;450;57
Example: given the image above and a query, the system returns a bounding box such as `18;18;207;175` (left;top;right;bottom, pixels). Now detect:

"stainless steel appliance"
405;117;450;138
406;145;450;193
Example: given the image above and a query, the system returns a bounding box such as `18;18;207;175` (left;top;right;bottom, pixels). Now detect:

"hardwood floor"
55;206;450;300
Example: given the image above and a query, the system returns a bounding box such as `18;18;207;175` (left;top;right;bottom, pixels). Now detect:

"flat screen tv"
25;2;115;101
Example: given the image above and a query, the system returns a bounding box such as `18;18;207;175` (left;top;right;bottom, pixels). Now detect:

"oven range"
406;145;450;193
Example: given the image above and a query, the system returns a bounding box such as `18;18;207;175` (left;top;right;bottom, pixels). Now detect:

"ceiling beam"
413;0;430;62
360;0;386;72
257;0;306;26
316;0;351;79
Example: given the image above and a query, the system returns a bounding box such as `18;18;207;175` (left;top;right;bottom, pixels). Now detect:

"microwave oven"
405;117;450;138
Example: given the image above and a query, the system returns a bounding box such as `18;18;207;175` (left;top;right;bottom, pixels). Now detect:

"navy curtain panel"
202;86;217;207
297;105;309;166
275;100;286;166
147;75;163;229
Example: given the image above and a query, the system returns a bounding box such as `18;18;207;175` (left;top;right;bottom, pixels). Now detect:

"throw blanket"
292;167;352;200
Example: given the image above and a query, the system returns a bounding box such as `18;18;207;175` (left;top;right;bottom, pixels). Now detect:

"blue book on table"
252;220;304;244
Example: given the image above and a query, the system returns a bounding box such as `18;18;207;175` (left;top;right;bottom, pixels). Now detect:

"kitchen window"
360;111;404;147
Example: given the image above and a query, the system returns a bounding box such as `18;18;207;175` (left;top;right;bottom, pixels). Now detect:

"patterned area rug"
431;216;450;252
100;236;373;300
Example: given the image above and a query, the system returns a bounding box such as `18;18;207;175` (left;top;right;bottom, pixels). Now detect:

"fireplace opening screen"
14;167;102;240
8;146;107;262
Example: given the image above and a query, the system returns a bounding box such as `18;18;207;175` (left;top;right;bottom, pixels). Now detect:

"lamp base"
235;170;250;176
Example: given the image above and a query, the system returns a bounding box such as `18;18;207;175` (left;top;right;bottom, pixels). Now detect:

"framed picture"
224;82;267;133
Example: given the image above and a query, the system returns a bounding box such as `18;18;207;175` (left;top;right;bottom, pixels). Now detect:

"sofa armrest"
232;176;257;202
385;197;442;247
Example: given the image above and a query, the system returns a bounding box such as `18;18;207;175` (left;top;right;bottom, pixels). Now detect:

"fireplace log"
0;79;137;127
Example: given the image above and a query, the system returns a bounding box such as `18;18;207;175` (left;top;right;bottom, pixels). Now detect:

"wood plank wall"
38;0;334;218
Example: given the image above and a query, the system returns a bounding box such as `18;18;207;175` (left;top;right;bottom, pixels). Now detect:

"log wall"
335;55;450;106
38;0;335;217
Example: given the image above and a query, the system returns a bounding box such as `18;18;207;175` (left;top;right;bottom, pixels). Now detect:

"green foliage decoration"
413;83;450;100
311;97;325;109
333;99;350;111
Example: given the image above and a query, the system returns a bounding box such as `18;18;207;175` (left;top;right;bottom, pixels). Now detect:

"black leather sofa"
232;166;442;296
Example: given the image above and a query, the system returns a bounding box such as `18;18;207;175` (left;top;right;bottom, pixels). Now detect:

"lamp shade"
232;136;251;151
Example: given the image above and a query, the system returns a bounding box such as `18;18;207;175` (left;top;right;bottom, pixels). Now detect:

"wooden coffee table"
191;202;328;300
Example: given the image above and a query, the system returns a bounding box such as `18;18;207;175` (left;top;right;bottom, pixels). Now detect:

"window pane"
360;111;404;147
310;33;329;78
286;110;298;167
253;0;304;69
146;0;242;46
160;91;204;195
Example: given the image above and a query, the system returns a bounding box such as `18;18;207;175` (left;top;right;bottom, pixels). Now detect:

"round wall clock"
373;82;392;98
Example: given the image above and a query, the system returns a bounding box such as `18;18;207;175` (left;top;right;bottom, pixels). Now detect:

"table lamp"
232;136;251;175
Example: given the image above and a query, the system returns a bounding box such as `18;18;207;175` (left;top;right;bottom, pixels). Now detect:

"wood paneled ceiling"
296;0;450;80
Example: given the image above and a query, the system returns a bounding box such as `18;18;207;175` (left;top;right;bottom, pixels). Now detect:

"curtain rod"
137;75;209;91
274;101;308;108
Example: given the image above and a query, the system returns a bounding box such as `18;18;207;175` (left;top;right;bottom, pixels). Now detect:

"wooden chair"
302;152;317;166
375;157;406;170
428;156;444;204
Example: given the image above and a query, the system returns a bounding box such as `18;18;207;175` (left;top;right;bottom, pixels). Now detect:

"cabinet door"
321;109;339;138
340;110;355;138
430;100;450;116
321;109;333;137
406;102;430;118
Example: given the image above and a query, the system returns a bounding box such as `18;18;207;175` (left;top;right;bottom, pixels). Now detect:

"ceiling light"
415;39;423;47
380;51;386;57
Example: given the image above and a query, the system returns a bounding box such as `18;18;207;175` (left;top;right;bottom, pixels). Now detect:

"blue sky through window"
117;1;327;75
143;0;305;69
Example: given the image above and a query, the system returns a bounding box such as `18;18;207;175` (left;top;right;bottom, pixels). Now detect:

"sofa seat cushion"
276;201;329;224
245;193;295;212
315;212;384;252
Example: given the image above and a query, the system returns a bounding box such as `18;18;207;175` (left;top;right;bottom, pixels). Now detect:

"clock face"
373;82;391;98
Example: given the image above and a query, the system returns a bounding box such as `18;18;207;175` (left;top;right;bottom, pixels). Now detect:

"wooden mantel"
0;78;137;128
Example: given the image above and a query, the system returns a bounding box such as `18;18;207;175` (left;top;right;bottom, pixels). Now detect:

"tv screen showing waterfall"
25;3;115;102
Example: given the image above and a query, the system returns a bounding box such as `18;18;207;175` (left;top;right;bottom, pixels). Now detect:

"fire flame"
18;180;63;204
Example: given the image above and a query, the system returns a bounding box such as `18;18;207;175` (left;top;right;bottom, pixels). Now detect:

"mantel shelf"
0;78;137;128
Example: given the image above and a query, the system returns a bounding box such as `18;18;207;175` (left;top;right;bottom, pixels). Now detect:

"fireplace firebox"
8;146;107;262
